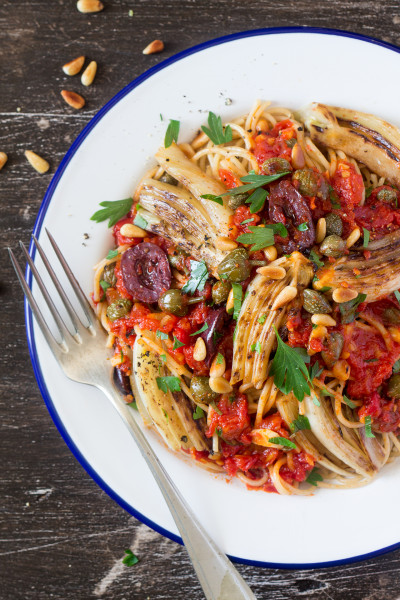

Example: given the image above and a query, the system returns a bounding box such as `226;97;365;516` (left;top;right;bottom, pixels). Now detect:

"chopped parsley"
90;197;133;228
201;194;224;206
257;314;267;324
298;222;309;232
290;415;311;432
364;415;375;438
156;330;169;340
241;218;255;225
306;468;323;486
201;111;232;145
160;354;167;362
156;376;181;393
100;280;110;293
133;213;148;230
365;185;373;198
190;322;208;336
173;335;185;349
122;549;139;567
164;119;180;148
250;341;262;353
309;249;324;269
395;290;400;305
182;260;208;295
193;405;205;420
343;395;356;409
363;227;370;248
216;353;224;365
309;361;323;381
270;326;311;401
268;436;297;449
106;249;119;260
209;401;222;415
339;293;367;324
231;282;243;320
393;359;400;373
246;187;268;213
237;224;287;252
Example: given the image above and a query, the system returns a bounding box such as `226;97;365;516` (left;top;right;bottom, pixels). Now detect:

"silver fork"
9;229;256;600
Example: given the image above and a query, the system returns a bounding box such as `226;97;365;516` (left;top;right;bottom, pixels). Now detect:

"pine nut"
310;324;327;340
291;143;305;169
346;227;361;248
62;55;85;76
0;152;8;170
214;236;238;251
77;0;104;13
61;90;85;109
193;337;207;362
332;359;350;381
389;327;400;343
271;285;297;310
226;288;234;313
315;217;326;244
256;118;269;132
24;150;49;174
81;60;97;86
311;314;337;327
332;287;358;303
120;223;147;238
210;354;226;378
143;39;164;55
256;265;286;279
209;376;233;394
264;246;278;261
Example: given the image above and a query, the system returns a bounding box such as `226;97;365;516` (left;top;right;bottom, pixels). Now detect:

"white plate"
27;28;400;568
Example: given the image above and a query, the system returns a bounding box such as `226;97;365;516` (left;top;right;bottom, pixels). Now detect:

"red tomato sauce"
252;119;295;169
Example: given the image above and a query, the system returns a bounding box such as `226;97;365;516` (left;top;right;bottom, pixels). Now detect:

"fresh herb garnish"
318;286;331;293
156;330;169;340
122;549;139;567
100;280;110;292
306;468;323;486
182;260;208;295
395;290;400;305
106;249;119;260
258;314;267;324
290;415;311;432
246;187;268;213
216;353;224;365
312;395;321;407
210;401;222;415
231;282;243;320
363;227;370;248
270;326;311;401
241;218;255;225
364;415;375;438
309;361;323;381
328;185;341;209
339;293;367;323
91;197;133;228
298;222;309;232
164;119;180;148
309;249;324;269
173;335;185;349
199;170;289;204
190;322;209;336
251;341;262;353
237;224;288;252
193;405;205;420
268;436;297;449
162;408;168;420
343;395;356;409
293;346;311;363
320;387;334;397
365;186;373;198
201;194;224;206
160;354;167;362
393;359;400;373
134;213;148;230
156;376;181;393
201;111;232;145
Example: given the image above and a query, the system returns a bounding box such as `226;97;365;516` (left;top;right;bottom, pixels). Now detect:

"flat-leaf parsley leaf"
91;198;133;228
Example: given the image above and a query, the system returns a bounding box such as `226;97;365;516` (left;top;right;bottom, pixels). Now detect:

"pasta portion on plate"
91;100;400;495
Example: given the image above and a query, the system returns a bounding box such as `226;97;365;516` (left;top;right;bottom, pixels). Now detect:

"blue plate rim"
25;25;400;569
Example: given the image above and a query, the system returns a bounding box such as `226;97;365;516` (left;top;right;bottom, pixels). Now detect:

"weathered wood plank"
1;1;400;599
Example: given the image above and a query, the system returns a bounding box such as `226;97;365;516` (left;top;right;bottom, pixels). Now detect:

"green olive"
159;172;178;186
158;289;188;316
387;373;400;399
321;332;344;368
106;298;132;321
325;213;343;237
102;263;117;287
319;234;346;258
377;188;397;203
217;248;250;283
262;157;292;175
228;193;248;211
190;376;219;405
292;169;319;196
382;307;400;325
303;289;332;314
212;280;231;305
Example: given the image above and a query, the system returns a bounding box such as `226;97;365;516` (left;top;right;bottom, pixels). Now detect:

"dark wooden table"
2;1;400;598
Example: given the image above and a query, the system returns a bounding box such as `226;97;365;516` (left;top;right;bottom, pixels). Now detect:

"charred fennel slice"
130;336;209;452
314;227;400;302
298;103;400;187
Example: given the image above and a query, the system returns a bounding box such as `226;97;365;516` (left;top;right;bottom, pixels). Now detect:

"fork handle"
101;384;256;600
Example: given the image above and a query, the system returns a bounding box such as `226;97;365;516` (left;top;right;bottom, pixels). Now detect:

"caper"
212;280;231;305
387;373;400;399
325;213;343;237
382;307;400;325
319;234;346;258
106;298;132;321
168;248;188;272
303;289;332;314
102;263;117;287
262;157;292;176
292;169;319;196
190;376;219;405
285;138;297;148
158;289;188;316
159;172;178;186
228;193;248;211
377;188;397;203
321;332;344;368
217;248;250;283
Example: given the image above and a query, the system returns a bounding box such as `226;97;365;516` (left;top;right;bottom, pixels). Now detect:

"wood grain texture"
1;1;400;599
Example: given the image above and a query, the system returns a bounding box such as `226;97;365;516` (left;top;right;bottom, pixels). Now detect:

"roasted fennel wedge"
299;102;400;187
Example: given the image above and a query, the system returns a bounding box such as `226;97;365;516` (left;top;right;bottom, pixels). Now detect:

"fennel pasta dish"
90;100;400;495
